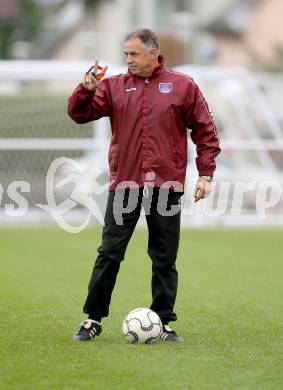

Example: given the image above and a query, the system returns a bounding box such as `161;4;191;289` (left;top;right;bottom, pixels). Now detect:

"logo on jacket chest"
159;82;173;94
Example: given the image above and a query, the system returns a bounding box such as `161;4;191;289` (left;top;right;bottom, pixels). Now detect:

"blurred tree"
0;25;14;58
0;0;20;58
0;0;43;58
19;0;43;40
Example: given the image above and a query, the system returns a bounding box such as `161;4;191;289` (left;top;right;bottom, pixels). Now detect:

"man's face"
123;38;158;77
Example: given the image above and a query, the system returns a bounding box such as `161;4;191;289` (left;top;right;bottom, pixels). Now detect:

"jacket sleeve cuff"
198;170;215;176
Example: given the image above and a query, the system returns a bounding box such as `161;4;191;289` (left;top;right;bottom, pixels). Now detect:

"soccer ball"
122;308;162;344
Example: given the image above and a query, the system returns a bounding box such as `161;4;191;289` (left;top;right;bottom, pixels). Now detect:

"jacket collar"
126;55;165;80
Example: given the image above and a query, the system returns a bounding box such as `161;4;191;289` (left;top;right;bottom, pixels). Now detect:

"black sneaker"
72;319;102;341
160;325;183;342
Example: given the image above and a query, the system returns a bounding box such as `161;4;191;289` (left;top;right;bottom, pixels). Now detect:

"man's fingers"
194;188;205;202
84;73;91;83
194;178;212;203
95;65;108;80
83;60;107;89
94;59;99;70
194;185;206;197
89;62;107;80
85;72;95;83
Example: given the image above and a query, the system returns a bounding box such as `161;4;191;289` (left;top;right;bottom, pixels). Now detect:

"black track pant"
83;187;182;324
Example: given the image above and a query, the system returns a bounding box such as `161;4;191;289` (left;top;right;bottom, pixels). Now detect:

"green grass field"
0;227;282;389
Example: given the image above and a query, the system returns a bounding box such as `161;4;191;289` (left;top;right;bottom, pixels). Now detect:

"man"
68;28;220;342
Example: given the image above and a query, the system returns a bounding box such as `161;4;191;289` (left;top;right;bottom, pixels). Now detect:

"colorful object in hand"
86;65;105;80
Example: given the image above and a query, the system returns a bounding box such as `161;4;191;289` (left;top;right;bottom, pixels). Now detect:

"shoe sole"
160;334;184;342
72;335;92;342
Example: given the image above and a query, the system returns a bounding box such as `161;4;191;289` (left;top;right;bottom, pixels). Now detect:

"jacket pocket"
170;134;186;169
169;132;179;168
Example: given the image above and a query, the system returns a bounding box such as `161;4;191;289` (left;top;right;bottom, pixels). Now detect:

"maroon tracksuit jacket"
68;56;221;191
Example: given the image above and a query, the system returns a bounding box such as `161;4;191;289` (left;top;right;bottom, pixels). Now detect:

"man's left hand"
194;177;212;203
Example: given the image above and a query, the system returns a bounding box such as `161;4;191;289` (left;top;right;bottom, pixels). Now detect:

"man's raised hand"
83;59;108;91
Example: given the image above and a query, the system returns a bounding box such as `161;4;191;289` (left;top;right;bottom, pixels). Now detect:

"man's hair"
124;28;160;52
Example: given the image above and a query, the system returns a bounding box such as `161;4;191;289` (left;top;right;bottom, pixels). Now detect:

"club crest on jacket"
159;83;173;93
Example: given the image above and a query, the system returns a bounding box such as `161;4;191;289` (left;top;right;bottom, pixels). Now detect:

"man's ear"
150;47;158;57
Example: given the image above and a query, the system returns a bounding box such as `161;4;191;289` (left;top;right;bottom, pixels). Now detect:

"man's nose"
126;56;133;64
